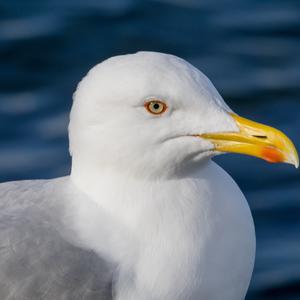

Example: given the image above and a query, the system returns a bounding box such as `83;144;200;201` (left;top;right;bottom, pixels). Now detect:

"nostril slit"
253;135;267;139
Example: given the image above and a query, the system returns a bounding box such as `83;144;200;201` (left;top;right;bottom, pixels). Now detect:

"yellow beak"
200;113;299;168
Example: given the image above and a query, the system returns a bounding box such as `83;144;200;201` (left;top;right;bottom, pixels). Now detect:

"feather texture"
0;178;114;300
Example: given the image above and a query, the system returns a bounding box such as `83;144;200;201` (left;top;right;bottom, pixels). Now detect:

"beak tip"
289;153;299;169
293;160;299;169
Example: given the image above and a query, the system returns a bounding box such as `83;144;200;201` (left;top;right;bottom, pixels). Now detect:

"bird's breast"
117;162;255;300
72;161;255;300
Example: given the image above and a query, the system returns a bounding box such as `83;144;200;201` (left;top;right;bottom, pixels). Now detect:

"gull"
0;52;298;300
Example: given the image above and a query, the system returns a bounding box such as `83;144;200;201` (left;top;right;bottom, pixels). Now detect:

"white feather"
69;52;255;299
0;51;255;300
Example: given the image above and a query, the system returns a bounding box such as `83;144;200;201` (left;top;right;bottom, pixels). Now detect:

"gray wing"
0;178;115;300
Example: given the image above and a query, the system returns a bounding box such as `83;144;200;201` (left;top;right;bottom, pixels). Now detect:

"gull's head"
69;52;298;179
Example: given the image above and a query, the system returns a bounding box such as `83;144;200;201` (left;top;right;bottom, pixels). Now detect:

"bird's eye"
144;100;167;115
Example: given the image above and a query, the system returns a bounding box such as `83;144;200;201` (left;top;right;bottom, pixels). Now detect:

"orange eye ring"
144;100;168;115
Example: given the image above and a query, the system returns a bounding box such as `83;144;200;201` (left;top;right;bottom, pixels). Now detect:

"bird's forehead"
93;52;197;88
75;52;229;112
86;54;214;99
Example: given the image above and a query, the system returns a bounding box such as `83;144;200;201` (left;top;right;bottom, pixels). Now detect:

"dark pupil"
153;103;160;110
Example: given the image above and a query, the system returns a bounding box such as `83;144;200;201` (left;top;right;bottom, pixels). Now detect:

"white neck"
71;158;213;209
70;158;255;300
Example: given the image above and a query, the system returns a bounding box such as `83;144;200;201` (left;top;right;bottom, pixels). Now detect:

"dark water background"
0;0;299;299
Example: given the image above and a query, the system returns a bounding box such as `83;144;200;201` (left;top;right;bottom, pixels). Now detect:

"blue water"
0;0;299;298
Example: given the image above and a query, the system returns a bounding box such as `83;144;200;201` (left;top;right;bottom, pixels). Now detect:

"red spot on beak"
261;147;284;163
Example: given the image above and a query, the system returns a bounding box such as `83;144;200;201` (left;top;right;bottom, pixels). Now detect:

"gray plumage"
0;178;115;300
